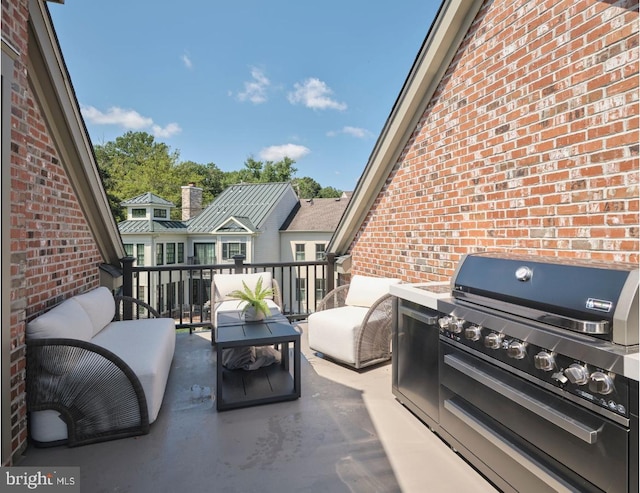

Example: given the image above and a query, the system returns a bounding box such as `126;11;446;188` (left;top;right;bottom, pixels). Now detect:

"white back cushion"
213;272;273;302
26;298;93;341
73;287;116;337
344;275;401;308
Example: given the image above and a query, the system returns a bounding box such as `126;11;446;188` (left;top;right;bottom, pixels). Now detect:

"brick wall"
350;0;639;281
3;0;103;464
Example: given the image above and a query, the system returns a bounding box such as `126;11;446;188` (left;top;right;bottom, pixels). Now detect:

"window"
177;243;184;263
156;243;164;265
166;282;177;312
295;244;305;261
296;278;307;302
222;242;246;260
154;208;167;219
137;286;146;304
136;244;145;266
124;243;134;257
194;243;216;265
166;243;176;264
132;208;146;218
315;279;326;303
315;244;326;260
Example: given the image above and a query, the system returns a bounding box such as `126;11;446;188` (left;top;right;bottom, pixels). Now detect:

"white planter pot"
244;305;265;322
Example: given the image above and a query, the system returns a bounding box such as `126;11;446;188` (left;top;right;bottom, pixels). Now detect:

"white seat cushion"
344;275;401;308
26;298;93;342
91;318;176;423
72;287;116;337
307;306;370;365
213;299;281;328
213;272;274;302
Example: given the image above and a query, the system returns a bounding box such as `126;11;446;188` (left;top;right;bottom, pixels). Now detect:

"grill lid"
451;253;639;342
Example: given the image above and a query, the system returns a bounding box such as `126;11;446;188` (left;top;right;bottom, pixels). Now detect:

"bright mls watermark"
2;467;79;492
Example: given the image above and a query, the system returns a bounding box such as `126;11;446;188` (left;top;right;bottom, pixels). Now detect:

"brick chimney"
181;183;203;220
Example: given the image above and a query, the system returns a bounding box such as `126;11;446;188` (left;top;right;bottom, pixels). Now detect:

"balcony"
17;323;497;492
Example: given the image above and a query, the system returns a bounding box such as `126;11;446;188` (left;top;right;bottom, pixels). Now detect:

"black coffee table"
214;315;301;411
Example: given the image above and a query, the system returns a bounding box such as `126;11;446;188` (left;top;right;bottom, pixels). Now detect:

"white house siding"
253;187;299;263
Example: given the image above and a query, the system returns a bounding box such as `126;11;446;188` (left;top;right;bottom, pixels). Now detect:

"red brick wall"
3;0;103;464
351;0;639;281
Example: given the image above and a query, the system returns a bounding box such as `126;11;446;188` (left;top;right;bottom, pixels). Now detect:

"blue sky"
49;1;440;191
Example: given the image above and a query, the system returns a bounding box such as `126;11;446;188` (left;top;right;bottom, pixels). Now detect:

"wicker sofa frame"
26;296;162;447
312;283;396;369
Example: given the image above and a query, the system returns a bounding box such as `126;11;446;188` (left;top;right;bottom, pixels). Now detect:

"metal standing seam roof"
120;192;175;207
187;182;293;233
118;220;188;234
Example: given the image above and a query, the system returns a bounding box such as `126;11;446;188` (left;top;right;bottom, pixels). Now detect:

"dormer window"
132;208;146;218
154;208;168;219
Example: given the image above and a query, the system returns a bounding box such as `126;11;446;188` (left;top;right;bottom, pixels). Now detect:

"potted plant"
228;276;274;322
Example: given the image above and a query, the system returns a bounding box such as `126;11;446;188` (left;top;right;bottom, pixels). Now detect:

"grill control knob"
565;364;589;386
534;352;555;372
507;341;527;359
464;325;482;341
588;372;614;395
449;319;465;334
484;332;503;350
438;317;453;329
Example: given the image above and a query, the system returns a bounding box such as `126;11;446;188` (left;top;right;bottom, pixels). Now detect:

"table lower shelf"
217;363;299;411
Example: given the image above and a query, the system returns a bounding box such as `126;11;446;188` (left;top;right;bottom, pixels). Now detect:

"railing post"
121;256;135;320
326;252;335;294
233;255;246;274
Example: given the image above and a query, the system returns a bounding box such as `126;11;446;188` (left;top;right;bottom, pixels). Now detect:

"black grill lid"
451;253;638;331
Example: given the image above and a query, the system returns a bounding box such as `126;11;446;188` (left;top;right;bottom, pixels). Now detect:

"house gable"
332;0;639;280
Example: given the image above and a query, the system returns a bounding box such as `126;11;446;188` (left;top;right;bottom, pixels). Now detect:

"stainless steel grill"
435;253;639;493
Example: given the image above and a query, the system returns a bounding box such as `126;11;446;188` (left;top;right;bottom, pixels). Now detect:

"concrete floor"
17;324;499;493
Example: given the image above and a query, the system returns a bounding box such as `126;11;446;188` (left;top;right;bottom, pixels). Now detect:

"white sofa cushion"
72;287;116;337
344;275;400;308
213;272;273;302
213;299;281;328
307;306;370;364
26;298;93;342
92;318;176;423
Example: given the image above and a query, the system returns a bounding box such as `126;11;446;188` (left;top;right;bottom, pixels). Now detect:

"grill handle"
443;399;576;493
444;354;600;444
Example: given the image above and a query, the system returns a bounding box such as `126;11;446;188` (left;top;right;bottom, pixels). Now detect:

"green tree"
318;186;342;198
292;176;321;199
95;131;181;218
173;161;225;205
261;157;298;183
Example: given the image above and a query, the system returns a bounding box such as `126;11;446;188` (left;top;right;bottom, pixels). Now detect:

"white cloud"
152;123;182;138
259;143;310;161
81;105;181;139
181;52;193;69
287;78;347;111
81;105;152;129
237;67;270;104
327;126;372;138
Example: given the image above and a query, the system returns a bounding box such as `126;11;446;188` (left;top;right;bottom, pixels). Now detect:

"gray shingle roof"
121;192;175;207
188;182;292;233
280;196;350;232
118;220;187;234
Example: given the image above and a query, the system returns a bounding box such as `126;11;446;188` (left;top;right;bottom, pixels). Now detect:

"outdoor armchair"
307;275;401;369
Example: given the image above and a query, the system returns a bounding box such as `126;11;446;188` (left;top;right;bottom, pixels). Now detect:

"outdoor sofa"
26;287;175;447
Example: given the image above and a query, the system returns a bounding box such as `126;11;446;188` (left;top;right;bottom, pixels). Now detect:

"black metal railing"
121;254;336;330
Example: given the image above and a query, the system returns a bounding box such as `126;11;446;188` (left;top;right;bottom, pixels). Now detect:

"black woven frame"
26;338;149;447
